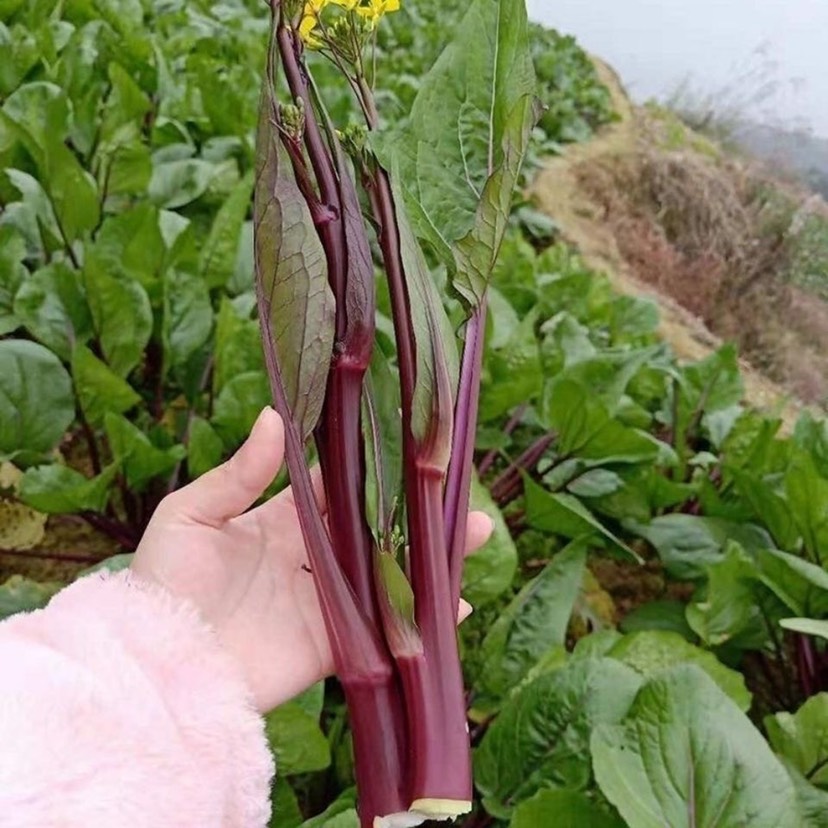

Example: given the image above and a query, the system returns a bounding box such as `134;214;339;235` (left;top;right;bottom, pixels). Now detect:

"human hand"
131;407;494;713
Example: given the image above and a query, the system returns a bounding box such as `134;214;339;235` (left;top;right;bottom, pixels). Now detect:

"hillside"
530;57;828;421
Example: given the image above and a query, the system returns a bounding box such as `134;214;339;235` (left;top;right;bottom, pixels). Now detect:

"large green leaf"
254;82;334;441
630;513;773;580
0;225;26;334
162;270;213;375
475;539;586;710
13;262;93;360
72;345;141;426
104;413;184;491
83;268;152;377
213;297;265;396
509;789;624;828
542;378;662;464
766;693;828;790
200;171;253;288
0;340;75;463
785;451;828;566
685;541;766;648
211;371;271;449
19;464;117;514
525;477;639;560
475;657;642;818
375;0;536;304
608;630;751;711
592;665;800;828
264;700;331;776
268;778;303;828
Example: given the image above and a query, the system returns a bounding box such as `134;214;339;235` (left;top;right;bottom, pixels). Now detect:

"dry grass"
573;118;828;406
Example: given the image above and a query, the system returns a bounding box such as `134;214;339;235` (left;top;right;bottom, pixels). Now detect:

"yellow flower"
356;0;400;27
299;0;325;47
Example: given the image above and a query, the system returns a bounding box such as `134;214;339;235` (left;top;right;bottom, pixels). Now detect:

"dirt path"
528;58;803;428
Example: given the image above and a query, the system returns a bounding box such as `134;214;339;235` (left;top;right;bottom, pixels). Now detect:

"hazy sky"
527;0;828;137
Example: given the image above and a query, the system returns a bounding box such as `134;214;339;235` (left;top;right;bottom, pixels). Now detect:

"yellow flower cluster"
299;0;400;48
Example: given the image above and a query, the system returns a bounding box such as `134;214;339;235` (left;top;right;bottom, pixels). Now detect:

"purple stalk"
489;432;556;506
368;166;473;810
276;16;380;626
477;403;527;477
263;17;408;824
444;302;487;611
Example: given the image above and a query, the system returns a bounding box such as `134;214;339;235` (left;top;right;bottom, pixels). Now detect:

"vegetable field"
1;0;827;825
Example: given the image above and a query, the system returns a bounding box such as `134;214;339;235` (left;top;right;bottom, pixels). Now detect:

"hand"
131;407;494;713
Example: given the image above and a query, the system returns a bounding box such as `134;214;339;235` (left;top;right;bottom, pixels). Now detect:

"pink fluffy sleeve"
0;570;274;828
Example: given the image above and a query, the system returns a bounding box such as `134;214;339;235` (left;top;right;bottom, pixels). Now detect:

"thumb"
166;407;285;525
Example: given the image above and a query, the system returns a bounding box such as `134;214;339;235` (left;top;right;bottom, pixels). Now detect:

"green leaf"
766;693;828;789
104;413;184;491
269;778;302;828
785;451;828;565
46;144;100;242
475;657;642;818
375;0;536;304
779;618;828;641
509;789;624;828
475;539;586;710
84;269;152;377
608;630;752;711
4;169;62;251
755;548;828;618
0;575;62;621
162;270;213;375
479;309;542;422
0;340;75;463
13;262;93;360
19;464;117;514
592;665;799;828
213;297;263;396
674;342;744;431
782;759;828;826
620;599;695;640
149;158;218;209
685;540;766;648
212;371;271;449
72;345;140;426
1;82;70;164
362;348;404;541
254;86;334;441
187;417;224;479
542;378;662;464
0;225;27;334
525;477;640;560
462;476;518;606
200;171;253;288
264;701;331;776
630;513;773;580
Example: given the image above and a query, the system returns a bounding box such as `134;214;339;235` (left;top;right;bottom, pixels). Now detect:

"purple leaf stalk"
254;1;536;824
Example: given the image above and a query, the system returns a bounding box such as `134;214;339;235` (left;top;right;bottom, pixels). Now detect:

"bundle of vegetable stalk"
254;0;536;824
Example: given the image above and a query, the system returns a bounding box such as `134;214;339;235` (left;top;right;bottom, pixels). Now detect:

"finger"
458;598;473;623
465;510;495;555
166;407;285;526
